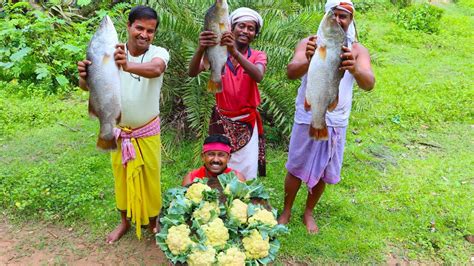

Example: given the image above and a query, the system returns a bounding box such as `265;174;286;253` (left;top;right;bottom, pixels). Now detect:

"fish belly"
208;45;227;82
305;45;343;140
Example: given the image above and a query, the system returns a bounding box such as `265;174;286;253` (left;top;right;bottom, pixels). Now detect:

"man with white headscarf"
188;7;267;180
278;0;375;234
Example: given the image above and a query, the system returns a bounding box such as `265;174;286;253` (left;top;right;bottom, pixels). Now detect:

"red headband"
203;143;231;154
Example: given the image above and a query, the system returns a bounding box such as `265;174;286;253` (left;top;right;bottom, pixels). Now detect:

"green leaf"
77;0;92;7
35;64;49;80
55;75;69;87
0;62;14;69
10;47;31;62
61;44;82;53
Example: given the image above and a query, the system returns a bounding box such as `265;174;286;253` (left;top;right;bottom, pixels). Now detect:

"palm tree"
132;0;324;157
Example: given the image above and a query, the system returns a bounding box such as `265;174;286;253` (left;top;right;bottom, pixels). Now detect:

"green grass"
1;2;473;264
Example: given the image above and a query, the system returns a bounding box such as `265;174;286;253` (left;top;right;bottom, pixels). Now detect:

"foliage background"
0;0;473;263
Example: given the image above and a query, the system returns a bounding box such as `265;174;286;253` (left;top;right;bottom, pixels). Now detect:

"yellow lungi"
111;133;162;239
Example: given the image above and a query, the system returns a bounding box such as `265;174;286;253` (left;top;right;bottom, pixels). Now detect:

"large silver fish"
86;15;121;150
305;10;347;140
204;0;230;93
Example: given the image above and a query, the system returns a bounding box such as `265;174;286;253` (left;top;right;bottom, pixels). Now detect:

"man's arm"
182;172;193;187
287;36;316;80
114;44;167;79
222;32;265;83
340;43;375;91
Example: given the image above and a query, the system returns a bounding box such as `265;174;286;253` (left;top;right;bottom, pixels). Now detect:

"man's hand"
114;44;127;71
221;31;237;57
77;59;91;91
198;31;218;51
339;46;356;74
306;35;317;62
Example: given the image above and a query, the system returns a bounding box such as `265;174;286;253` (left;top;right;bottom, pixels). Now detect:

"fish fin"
304;98;311;112
102;54;111;65
328;95;339;112
318;46;327;60
203;52;210;70
88;98;98;119
207;79;222;93
309;125;329;140
97;136;117;151
220;64;226;75
219;23;226;31
116;112;121;124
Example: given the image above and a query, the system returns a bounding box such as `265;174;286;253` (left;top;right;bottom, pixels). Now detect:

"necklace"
126;44;148;82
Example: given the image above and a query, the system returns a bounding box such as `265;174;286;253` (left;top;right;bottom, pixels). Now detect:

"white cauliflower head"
229;199;248;224
217;247;246;266
165;224;194;255
192;201;220;224
242;229;270;259
201;217;229;248
187;246;216;266
248;208;277;227
185;182;211;204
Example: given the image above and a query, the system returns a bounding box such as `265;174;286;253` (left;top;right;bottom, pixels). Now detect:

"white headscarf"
321;0;357;44
229;7;263;32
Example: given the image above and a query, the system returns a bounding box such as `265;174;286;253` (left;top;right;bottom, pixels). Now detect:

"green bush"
394;4;444;33
0;2;131;94
0;3;88;93
354;0;390;13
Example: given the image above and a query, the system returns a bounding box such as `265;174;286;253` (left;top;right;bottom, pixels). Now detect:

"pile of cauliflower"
156;172;288;265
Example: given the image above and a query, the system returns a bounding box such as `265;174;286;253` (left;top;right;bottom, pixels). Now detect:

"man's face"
202;150;230;175
127;18;157;51
232;21;257;46
334;9;352;32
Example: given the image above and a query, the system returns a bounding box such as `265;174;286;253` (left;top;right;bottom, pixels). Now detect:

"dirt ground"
0;216;169;265
0;215;436;265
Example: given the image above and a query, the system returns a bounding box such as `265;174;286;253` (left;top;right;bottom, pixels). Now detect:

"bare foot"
148;218;157;234
303;212;319;234
153;218;161;234
106;222;130;244
277;210;291;225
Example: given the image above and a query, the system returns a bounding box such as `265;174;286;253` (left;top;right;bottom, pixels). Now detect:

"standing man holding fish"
77;5;170;243
188;3;267;180
278;0;375;234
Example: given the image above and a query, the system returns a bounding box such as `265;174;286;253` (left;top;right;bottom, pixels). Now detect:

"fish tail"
97;136;117;151
309;125;329;141
207;79;222;93
328;94;339;112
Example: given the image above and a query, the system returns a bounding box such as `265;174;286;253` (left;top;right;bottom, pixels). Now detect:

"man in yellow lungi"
77;6;169;243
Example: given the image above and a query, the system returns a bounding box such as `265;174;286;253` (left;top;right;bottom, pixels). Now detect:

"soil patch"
0;216;168;265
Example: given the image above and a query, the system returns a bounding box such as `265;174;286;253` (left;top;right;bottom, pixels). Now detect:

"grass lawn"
1;2;473;264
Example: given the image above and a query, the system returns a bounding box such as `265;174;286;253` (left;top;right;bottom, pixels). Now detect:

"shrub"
394;4;444;34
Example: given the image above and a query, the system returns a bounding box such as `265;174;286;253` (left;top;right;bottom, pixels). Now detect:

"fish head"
99;15;116;32
320;9;346;42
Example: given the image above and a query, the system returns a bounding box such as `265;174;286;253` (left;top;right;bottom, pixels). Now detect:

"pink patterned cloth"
113;117;161;166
